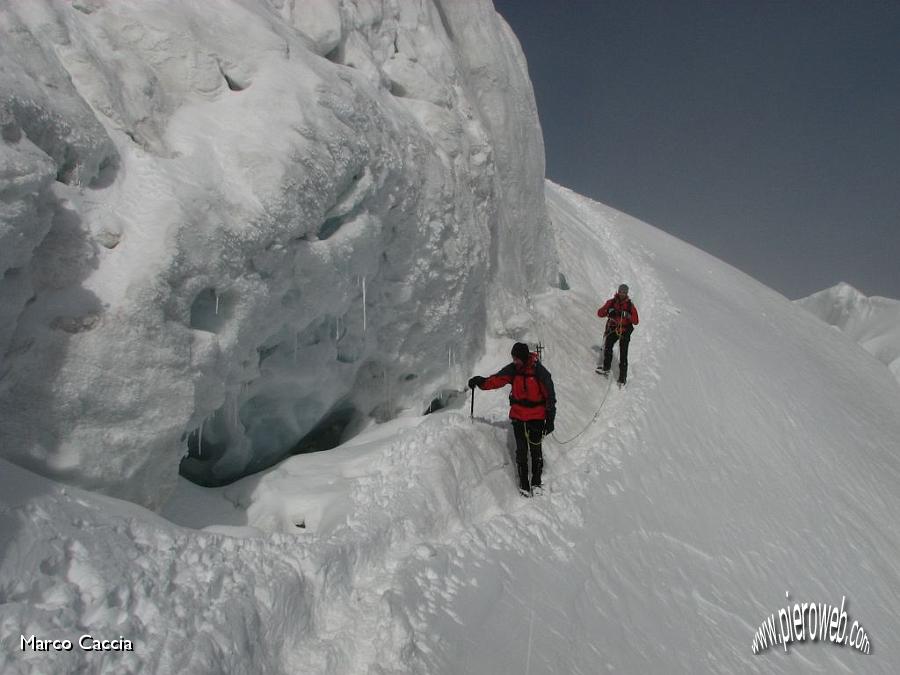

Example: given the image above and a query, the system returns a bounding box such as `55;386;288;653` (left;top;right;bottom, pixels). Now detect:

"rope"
523;424;541;448
549;367;614;445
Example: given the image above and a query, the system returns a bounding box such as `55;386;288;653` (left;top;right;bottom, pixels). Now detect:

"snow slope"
796;283;900;385
3;182;900;674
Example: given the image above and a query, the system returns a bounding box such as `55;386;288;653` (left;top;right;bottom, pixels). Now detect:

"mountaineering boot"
531;484;545;497
519;486;532;498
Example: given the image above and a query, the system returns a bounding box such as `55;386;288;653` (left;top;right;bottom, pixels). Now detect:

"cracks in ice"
318;167;371;241
317;215;348;240
360;275;367;334
324;45;341;64
216;59;250;92
290;404;360;454
190;287;232;333
433;2;455;42
389;80;408;98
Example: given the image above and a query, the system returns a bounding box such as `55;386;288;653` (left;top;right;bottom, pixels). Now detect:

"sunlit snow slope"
2;183;899;674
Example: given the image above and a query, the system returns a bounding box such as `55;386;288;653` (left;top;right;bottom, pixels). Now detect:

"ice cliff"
0;0;556;508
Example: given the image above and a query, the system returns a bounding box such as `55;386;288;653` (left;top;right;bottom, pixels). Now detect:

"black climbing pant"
603;325;634;383
512;419;544;490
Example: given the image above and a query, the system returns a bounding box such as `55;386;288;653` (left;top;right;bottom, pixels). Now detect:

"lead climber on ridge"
468;342;556;498
597;283;639;385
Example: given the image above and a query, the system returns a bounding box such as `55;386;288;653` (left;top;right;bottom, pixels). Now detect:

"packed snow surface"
797;283;900;385
3;183;899;674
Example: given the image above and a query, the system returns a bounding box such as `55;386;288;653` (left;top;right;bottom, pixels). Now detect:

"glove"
607;308;619;317
543;417;555;435
622;311;631;320
468;376;486;390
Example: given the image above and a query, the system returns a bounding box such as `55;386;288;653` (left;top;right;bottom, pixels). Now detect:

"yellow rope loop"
550;370;614;445
523;424;542;448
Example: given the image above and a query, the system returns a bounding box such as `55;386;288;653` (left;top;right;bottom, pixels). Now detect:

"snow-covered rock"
796;282;900;384
0;0;556;507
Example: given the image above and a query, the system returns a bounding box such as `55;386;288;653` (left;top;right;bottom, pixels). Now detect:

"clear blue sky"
494;0;900;299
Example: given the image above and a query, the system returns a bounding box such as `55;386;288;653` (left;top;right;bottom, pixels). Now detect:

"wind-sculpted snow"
0;0;556;506
797;283;900;385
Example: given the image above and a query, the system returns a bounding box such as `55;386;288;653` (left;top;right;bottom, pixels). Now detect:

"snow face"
796;283;900;385
0;0;556;507
4;184;900;674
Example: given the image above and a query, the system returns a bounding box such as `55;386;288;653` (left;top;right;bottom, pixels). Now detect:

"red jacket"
479;353;556;422
598;295;639;334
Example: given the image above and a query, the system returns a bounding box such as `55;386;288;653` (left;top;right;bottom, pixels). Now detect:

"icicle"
214;290;219;316
362;276;367;333
384;367;388;417
294;331;299;364
230;385;243;429
198;418;203;458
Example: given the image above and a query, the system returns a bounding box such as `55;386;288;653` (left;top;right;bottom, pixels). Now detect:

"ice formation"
0;0;557;507
797;282;900;384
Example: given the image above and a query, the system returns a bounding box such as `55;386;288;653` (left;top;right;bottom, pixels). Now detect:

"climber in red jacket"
597;284;639;385
469;342;556;497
